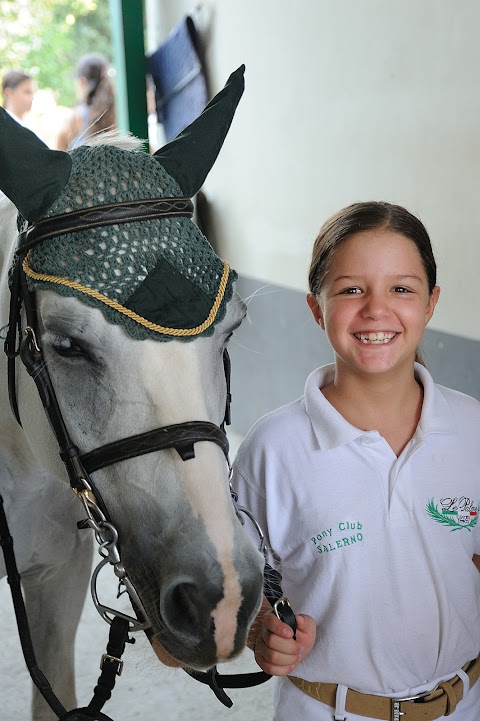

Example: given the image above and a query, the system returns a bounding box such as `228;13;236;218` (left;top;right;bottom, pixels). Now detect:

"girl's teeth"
355;332;396;344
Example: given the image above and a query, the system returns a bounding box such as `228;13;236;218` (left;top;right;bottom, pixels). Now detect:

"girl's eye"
393;286;411;293
340;287;362;295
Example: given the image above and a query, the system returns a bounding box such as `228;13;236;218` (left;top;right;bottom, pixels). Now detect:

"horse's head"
0;67;264;668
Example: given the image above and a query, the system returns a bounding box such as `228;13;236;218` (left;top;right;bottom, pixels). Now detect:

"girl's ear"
425;286;440;325
306;293;325;329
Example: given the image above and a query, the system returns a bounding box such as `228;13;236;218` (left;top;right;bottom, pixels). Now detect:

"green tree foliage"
0;0;113;106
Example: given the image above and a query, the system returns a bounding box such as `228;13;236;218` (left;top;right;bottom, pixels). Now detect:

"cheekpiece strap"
19;197;194;252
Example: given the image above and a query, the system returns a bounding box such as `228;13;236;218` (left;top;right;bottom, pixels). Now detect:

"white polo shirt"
232;363;480;719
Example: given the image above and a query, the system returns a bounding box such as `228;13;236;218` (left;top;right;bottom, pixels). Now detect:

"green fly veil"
0;66;245;341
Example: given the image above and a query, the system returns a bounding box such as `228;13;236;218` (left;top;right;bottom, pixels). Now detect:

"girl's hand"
254;611;316;676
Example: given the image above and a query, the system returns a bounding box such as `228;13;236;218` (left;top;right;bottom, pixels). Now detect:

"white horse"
0;68;264;721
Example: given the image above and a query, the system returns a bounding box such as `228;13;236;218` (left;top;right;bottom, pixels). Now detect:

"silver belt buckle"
391;688;434;720
391;700;406;720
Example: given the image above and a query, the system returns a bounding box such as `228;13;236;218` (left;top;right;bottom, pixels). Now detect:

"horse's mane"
75;128;146;153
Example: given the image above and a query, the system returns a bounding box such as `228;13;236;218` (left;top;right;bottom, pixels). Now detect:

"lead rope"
184;487;297;708
185;573;296;707
0;495;67;718
60;616;132;721
0;493;130;721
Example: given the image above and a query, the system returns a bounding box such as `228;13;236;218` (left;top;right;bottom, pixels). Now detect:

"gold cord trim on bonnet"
22;252;231;337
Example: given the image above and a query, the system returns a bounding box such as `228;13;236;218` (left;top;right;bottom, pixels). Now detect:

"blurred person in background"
55;53;116;150
1;69;34;125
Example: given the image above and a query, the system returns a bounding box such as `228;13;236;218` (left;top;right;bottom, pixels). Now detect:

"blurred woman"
56;53;116;150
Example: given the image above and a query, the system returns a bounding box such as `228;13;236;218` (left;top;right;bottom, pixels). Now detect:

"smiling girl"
232;202;480;720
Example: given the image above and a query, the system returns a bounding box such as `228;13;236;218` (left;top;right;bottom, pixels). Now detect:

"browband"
20;197;194;252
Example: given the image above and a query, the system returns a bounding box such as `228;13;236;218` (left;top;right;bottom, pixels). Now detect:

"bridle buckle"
100;653;124;677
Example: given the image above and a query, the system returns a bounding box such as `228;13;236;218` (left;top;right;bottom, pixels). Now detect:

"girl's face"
4;79;33;118
308;229;440;379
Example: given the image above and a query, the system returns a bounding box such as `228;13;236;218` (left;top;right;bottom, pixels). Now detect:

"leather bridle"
2;197;295;717
4;198;233;629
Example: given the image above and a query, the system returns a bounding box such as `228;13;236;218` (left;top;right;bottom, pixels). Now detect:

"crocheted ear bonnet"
0;66;244;341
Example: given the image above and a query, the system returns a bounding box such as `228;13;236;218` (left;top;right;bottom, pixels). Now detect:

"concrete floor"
1;431;274;720
0;569;273;721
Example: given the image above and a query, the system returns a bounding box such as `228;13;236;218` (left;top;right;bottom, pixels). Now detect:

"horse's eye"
52;337;88;359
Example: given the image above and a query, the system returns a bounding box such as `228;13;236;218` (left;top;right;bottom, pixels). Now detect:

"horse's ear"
153;65;245;198
0;109;72;222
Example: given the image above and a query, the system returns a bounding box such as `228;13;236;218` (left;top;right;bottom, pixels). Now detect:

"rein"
1;197;295;718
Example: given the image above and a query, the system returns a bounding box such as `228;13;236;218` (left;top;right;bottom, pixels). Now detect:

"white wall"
148;0;480;342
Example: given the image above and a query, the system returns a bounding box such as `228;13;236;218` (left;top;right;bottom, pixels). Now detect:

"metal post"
109;0;148;145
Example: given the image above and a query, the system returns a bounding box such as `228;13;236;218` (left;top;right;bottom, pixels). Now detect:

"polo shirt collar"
304;362;456;452
304;364;366;450
414;362;457;437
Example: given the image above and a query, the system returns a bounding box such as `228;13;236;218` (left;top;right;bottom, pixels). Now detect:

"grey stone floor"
0;431;274;720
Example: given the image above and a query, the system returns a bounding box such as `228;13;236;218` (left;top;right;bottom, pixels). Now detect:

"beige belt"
288;652;480;720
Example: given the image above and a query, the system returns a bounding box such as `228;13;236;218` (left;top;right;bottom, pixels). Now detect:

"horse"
0;66;264;720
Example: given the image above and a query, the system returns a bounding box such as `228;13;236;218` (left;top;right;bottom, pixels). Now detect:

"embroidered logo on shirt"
310;521;364;554
426;497;479;532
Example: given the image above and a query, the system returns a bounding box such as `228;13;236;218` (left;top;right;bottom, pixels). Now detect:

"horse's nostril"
160;577;207;640
171;582;200;628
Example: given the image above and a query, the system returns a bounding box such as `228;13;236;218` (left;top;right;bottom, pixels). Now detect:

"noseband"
4;197;232;632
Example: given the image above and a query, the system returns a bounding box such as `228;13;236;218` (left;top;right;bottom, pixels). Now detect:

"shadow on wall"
230;276;480;436
422;327;480;401
229;276;333;435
